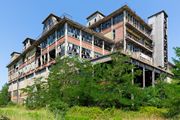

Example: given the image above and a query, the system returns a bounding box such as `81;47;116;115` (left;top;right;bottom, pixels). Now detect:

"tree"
172;47;180;80
0;83;10;106
92;53;142;110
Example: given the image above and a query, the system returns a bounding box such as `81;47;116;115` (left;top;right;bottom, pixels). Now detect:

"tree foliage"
0;83;10;106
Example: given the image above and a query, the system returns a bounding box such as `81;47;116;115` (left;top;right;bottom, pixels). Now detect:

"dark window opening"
67;43;80;56
82;48;92;59
94;37;103;48
49;49;56;60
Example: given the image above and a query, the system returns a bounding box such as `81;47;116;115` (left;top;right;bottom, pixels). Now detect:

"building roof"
148;10;168;19
42;13;61;24
22;38;36;44
86;11;105;19
88;5;152;30
11;52;21;56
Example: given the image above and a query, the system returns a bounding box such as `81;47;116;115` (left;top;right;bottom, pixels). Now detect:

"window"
49;49;56;60
104;42;112;51
57;25;65;39
94;37;103;48
67;43;80;56
101;20;111;30
68;25;80;40
113;13;123;24
47;32;56;45
13;90;18;97
82;31;92;44
57;43;65;56
41;39;47;49
113;29;116;40
81;48;92;59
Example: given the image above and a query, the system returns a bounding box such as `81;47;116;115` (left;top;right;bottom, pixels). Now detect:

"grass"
0;105;172;120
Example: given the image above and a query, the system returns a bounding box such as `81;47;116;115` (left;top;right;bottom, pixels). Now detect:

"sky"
0;0;179;89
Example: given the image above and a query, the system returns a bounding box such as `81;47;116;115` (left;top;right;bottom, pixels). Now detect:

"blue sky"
0;0;179;89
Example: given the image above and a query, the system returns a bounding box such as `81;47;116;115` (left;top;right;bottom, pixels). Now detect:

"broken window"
47;32;56;45
81;47;92;59
68;25;80;40
104;42;112;51
82;31;92;44
67;43;80;56
113;13;123;25
57;43;65;57
101;19;111;30
57;25;65;39
94;37;103;48
49;49;56;60
41;39;47;49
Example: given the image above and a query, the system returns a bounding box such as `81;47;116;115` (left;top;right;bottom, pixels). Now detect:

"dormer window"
42;13;61;33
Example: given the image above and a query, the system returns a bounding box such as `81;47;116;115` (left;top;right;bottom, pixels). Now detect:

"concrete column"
92;36;95;58
55;30;58;57
132;68;134;85
64;22;68;56
143;66;146;88
123;10;127;52
79;30;82;58
102;41;105;55
152;69;155;87
17;79;19;103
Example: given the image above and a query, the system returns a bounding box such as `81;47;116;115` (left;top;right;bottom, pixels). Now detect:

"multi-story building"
7;5;172;103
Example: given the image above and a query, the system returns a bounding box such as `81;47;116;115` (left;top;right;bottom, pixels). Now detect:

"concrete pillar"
55;30;58;57
79;30;82;58
143;66;146;88
64;22;68;56
152;69;155;87
92;36;95;58
123;10;127;52
17;79;19;103
102;41;105;55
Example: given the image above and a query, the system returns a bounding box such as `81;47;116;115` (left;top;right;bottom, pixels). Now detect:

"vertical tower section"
148;11;168;69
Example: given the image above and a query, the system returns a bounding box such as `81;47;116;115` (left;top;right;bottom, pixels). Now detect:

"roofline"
42;13;61;24
22;38;36;44
11;52;21;56
88;5;152;30
148;10;168;19
86;11;105;19
7;17;115;68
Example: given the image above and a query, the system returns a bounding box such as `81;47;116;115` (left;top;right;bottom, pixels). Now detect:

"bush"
0;84;10;106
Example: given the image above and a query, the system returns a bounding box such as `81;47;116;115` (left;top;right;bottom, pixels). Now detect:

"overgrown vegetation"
0;84;10;107
20;52;180;119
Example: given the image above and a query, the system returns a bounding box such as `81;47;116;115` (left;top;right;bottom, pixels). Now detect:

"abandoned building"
7;5;173;103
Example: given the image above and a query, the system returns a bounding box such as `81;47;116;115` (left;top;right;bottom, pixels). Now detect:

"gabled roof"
42;13;61;24
86;11;105;19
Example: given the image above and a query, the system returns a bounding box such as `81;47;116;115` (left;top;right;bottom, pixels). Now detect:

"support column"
79;30;82;58
102;41;105;55
123;10;127;52
17;79;19;103
143;66;146;88
92;36;95;58
55;30;58;57
64;22;68;56
152;69;155;87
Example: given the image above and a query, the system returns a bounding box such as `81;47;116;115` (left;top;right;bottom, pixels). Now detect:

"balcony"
126;21;152;40
126;34;153;53
125;50;153;65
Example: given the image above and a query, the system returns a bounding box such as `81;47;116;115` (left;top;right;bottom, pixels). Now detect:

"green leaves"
0;84;10;106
